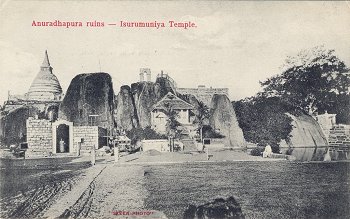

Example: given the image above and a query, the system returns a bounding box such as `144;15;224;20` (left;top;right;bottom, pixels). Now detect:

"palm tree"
163;103;180;152
194;101;210;143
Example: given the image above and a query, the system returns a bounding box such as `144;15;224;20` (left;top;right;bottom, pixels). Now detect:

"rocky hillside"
209;94;246;148
115;82;247;149
59;73;115;128
114;77;175;130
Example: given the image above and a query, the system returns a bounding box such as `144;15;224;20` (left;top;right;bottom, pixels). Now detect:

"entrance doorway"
56;124;70;153
52;120;73;154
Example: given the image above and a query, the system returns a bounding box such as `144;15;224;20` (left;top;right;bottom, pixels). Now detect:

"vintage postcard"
0;1;349;219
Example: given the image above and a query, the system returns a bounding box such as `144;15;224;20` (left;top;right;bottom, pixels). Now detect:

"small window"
203;139;211;145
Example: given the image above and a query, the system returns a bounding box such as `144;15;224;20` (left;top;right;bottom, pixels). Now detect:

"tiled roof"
152;92;194;110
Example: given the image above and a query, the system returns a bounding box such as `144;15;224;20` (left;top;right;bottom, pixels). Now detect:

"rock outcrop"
114;85;139;130
59;73;115;128
115;77;176;131
209;94;246;148
0;103;59;146
282;113;328;161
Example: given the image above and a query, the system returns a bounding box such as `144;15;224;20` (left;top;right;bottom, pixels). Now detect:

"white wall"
142;139;169;152
151;109;191;134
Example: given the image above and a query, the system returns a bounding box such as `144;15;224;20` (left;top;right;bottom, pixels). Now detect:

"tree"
163;103;181;152
126;126;166;146
201;125;225;139
260;46;350;116
234;96;297;153
193;101;210;142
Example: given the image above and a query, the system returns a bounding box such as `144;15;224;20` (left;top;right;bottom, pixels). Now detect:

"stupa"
27;50;62;101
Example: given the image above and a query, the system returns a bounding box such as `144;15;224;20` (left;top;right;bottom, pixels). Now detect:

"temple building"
3;51;63;112
27;50;63;101
177;85;229;106
151;92;194;134
1;51;64;148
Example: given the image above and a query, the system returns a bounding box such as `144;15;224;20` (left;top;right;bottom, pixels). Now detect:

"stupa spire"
27;50;62;101
41;50;52;72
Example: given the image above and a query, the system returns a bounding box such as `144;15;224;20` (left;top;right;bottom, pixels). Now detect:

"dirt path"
44;164;147;218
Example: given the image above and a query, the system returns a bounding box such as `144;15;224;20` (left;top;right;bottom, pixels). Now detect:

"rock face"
0;103;59;146
1;107;31;146
285;113;328;161
59;73;115;128
183;197;245;219
114;85;139;130
131;82;160;128
209;94;246;148
115;77;175;131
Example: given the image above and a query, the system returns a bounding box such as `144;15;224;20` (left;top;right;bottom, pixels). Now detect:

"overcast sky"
0;1;349;104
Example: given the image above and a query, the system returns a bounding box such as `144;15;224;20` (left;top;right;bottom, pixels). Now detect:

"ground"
0;150;274;218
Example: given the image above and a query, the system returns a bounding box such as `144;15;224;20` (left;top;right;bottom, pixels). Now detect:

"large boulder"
209;94;246;148
59;73;115;128
114;85;139;130
131;82;161;128
284;113;328;161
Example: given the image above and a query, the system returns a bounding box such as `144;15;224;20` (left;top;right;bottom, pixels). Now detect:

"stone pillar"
206;147;209;160
114;147;119;162
91;146;96;165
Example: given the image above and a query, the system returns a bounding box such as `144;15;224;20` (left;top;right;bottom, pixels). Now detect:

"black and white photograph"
0;1;349;218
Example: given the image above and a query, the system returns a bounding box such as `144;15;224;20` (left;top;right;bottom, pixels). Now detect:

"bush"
126;126;166;145
202;125;225;139
250;147;264;156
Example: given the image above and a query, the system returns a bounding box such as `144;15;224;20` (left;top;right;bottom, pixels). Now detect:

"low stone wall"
26;118;53;157
73;126;106;155
328;125;350;160
142;139;169;152
26;118;107;157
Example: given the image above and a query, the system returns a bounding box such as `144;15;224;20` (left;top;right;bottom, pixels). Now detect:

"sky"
0;1;349;104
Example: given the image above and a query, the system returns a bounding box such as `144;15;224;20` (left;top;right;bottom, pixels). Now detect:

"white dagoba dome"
27;50;62;101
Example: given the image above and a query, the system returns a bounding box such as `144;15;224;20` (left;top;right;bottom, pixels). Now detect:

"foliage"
250;147;264;156
236;46;350;152
260;45;350;116
193;101;210;129
318;93;350;124
163;103;181;138
126;126;166;145
234;96;298;153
